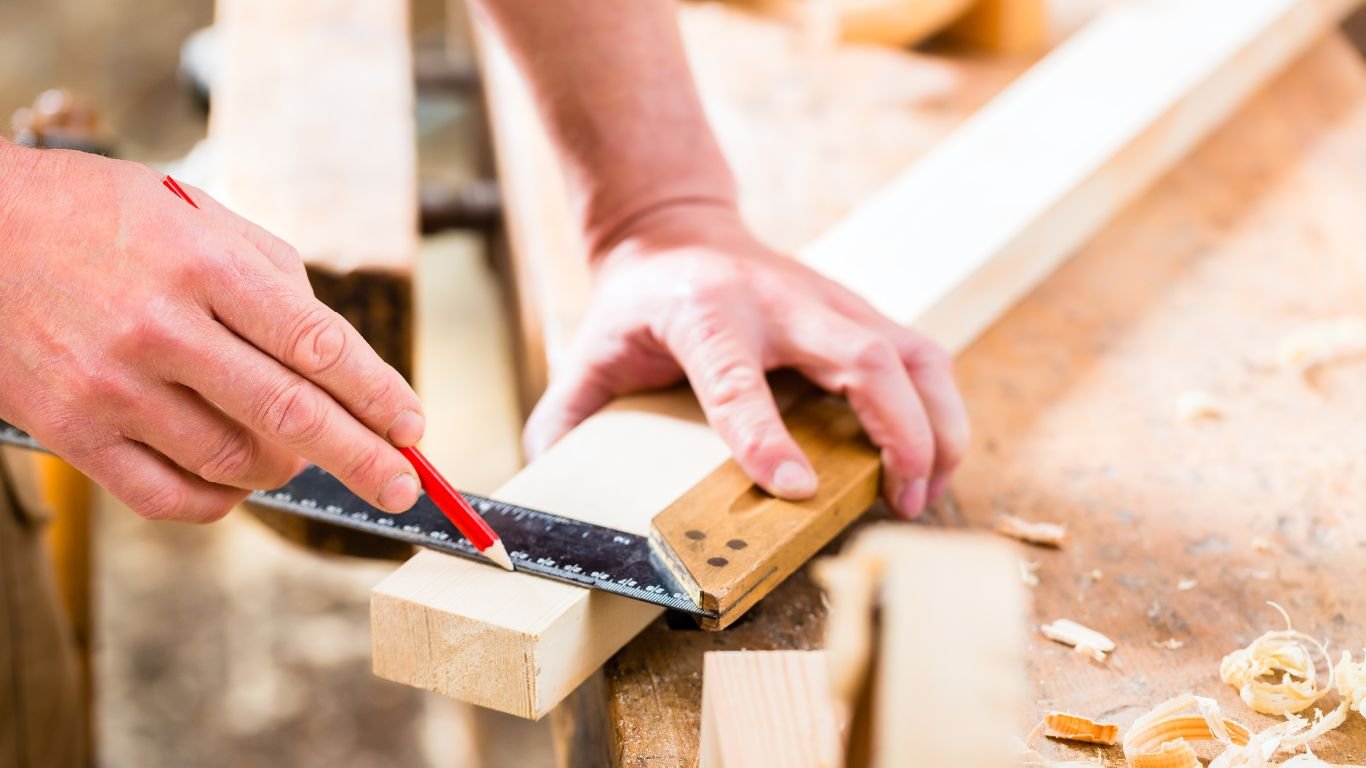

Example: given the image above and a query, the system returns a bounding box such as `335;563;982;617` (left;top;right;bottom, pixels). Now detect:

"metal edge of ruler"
0;420;714;619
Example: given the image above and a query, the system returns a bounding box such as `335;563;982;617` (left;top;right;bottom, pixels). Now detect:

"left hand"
522;204;969;519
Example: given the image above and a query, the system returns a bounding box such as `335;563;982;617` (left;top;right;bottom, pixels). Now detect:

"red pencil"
399;446;513;570
160;176;514;571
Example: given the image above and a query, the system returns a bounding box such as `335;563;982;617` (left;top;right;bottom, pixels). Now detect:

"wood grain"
698;651;841;768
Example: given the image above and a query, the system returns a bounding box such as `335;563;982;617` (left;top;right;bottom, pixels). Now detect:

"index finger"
203;255;425;447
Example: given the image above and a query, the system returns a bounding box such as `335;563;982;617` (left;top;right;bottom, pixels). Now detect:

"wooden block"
372;0;1361;719
699;651;843;768
210;0;419;379
651;394;880;630
819;526;1029;768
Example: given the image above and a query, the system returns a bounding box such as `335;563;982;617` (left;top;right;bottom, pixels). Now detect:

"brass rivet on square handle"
649;393;882;629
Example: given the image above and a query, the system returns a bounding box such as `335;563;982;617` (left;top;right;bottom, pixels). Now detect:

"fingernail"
379;472;420;512
772;461;817;498
900;478;928;518
386;409;425;447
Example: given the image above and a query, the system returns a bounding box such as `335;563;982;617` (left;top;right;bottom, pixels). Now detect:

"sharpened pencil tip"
484;539;515;571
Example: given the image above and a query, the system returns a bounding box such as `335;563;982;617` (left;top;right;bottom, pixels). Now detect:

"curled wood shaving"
1219;606;1333;715
1177;390;1226;422
1044;711;1119;746
1280;703;1349;750
997;514;1068;548
1335;650;1366;717
1123;694;1252;768
1042;619;1116;661
1276;317;1366;373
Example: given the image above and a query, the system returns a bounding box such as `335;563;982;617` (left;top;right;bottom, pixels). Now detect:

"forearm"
469;0;738;256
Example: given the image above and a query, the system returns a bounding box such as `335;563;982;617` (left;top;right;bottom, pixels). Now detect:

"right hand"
0;144;425;522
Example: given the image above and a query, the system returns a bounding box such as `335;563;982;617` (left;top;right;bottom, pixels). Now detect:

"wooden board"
574;34;1366;766
837;527;1027;768
698;651;841;768
210;0;419;379
799;0;1363;349
371;0;1361;719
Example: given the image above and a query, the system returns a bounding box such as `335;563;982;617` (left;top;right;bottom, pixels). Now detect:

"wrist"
588;196;747;265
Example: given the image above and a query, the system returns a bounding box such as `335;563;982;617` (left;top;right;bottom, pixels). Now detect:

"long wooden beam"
372;0;1360;719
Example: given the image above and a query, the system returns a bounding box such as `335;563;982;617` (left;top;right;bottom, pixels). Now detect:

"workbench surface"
555;31;1366;768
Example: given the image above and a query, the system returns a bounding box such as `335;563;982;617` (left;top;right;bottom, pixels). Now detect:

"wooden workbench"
549;28;1366;768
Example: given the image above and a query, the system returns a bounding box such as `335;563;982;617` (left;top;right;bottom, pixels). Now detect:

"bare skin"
475;0;969;516
0;143;424;522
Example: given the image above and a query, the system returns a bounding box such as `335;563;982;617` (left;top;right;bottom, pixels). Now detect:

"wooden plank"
697;651;842;768
592;34;1366;767
800;0;1362;349
824;527;1027;768
371;0;1360;720
210;0;419;379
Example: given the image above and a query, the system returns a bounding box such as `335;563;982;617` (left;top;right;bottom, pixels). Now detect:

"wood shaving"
1177;578;1198;591
1276;316;1366;373
1044;711;1119;746
1280;703;1349;750
1122;694;1252;768
1219;605;1333;715
1020;559;1041;588
1153;638;1185;650
1335;650;1366;717
997;514;1068;548
1042;619;1116;662
1177;390;1226;422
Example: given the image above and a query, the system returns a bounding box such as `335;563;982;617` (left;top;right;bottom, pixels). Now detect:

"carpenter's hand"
0;145;424;522
524;205;968;518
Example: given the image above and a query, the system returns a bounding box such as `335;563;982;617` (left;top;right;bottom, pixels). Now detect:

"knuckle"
130;482;188;522
75;366;136;410
257;379;328;445
849;337;901;377
914;341;953;371
284;305;349;376
196;431;257;485
701;361;763;411
341;443;386;489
